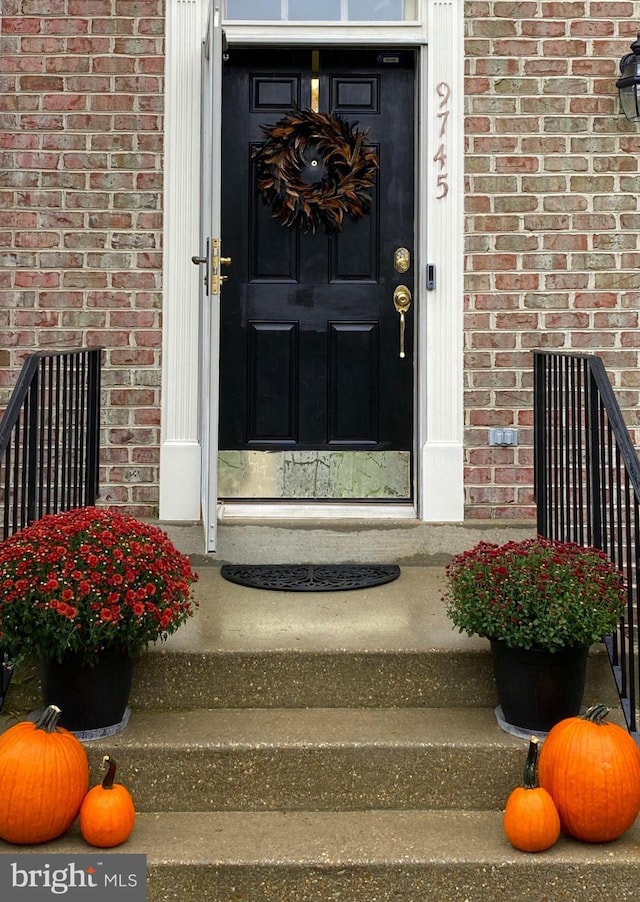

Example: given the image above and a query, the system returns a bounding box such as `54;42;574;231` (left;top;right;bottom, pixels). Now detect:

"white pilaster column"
418;0;465;521
159;0;204;520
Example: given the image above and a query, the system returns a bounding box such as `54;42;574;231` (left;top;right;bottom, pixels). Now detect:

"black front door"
219;47;415;500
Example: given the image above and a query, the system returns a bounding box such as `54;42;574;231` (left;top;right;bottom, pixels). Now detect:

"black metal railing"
534;350;640;736
0;348;101;709
0;348;101;540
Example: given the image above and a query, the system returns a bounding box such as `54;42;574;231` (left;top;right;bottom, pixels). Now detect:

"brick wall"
0;0;164;516
464;0;640;519
3;1;640;522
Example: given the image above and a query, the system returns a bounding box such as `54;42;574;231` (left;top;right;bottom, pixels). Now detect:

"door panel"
219;47;415;500
247;322;298;443
329;322;379;443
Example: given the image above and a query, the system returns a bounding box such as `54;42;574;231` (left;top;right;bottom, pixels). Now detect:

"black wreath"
253;107;379;234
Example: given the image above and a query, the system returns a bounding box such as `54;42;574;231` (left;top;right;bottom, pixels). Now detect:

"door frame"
159;0;465;549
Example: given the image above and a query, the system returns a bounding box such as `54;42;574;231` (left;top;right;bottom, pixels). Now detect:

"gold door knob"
393;285;412;359
393;284;411;313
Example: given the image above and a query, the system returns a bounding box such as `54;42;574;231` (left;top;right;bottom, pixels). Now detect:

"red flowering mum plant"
444;537;625;652
0;507;198;666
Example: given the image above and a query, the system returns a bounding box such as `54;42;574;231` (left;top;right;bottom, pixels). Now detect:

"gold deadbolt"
394;247;411;274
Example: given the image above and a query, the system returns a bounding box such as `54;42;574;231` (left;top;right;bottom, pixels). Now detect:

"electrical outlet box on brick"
489;428;519;447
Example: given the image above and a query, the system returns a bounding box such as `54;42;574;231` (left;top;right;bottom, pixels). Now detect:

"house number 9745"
434;81;451;199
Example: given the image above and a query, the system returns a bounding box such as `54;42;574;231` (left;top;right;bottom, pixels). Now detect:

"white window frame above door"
160;0;464;540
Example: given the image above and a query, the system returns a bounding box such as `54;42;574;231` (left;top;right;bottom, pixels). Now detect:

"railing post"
533;351;548;537
25;364;40;527
585;361;603;552
86;348;101;505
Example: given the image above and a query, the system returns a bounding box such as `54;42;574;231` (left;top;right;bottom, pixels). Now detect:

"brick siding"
2;1;640;520
464;0;640;519
0;0;164;516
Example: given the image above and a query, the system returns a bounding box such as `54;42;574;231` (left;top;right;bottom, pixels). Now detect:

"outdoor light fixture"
617;33;640;121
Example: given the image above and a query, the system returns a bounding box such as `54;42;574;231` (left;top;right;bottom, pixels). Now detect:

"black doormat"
220;563;401;592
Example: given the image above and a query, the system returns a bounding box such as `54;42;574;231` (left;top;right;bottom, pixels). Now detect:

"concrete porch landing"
167;564;473;654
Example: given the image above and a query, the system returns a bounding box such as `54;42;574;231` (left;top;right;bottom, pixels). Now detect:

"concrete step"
130;646;500;709
166;517;535;565
11;809;640;902
129;646;616;711
78;706;525;812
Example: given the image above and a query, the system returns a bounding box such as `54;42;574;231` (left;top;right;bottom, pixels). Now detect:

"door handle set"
393;285;412;359
392;246;412;359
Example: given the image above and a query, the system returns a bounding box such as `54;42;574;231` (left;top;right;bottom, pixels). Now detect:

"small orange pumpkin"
80;755;135;848
503;736;560;852
538;703;640;843
0;704;89;844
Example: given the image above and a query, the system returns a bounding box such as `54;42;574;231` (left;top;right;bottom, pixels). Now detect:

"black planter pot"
41;648;134;735
490;639;589;733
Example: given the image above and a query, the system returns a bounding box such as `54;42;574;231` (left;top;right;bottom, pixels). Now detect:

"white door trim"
419;0;465;521
160;0;465;536
159;0;207;523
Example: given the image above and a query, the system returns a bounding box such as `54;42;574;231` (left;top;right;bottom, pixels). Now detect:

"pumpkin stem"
35;704;63;734
584;704;610;725
523;736;540;790
101;755;117;790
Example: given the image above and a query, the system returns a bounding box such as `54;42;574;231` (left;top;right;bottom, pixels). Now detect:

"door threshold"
217;502;417;520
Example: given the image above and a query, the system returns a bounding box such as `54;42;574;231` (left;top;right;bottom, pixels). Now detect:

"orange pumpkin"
0;704;89;844
80;755;135;848
503;736;560;852
538;703;640;843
